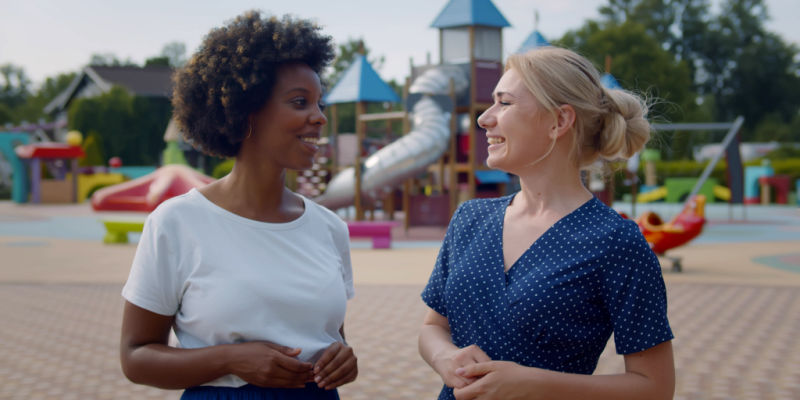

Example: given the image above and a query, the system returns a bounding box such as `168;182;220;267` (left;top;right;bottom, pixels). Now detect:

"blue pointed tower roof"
325;55;400;104
431;0;511;28
517;30;550;53
600;73;622;89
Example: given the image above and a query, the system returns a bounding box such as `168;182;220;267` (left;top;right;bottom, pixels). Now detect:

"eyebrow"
492;91;516;100
284;87;312;95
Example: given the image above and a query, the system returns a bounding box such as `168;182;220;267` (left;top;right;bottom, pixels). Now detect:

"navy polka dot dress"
422;194;673;400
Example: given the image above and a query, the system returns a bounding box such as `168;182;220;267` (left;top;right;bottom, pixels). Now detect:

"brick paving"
1;201;800;399
1;282;799;399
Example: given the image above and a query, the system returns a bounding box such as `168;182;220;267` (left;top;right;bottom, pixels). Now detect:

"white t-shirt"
122;188;354;387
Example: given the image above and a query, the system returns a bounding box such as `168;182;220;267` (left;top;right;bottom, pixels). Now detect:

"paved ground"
1;201;800;399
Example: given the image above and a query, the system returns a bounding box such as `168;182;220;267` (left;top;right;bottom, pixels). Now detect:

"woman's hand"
313;341;358;390
452;361;537;400
228;341;314;388
432;344;492;389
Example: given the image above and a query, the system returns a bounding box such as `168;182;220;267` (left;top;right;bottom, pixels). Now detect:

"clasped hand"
434;345;536;400
232;341;356;390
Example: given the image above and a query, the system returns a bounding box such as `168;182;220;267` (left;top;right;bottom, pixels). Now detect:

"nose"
477;106;496;129
311;105;327;126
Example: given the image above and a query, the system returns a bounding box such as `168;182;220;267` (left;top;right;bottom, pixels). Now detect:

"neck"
512;146;593;216
221;156;290;213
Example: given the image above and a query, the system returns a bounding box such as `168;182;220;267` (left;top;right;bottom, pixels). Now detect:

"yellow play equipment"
637;184;731;203
636;186;668;203
68;172;126;203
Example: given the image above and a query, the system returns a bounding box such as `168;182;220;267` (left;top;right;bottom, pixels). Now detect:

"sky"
1;0;798;88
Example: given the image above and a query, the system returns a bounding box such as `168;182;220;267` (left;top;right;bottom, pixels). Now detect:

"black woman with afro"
119;11;357;399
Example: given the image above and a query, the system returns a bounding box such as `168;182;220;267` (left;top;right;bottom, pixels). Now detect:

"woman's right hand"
228;341;314;388
432;344;492;389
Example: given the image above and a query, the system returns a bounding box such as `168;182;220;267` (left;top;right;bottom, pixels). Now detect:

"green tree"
695;0;800;136
160;41;187;68
144;56;171;67
0;64;31;112
558;21;694;122
599;0;712;87
67;86;170;165
11;72;76;124
88;53;137;67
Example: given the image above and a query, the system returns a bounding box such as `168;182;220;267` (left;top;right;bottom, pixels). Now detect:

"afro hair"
171;11;334;157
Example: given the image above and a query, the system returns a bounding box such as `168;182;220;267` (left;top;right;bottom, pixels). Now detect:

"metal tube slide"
315;66;468;210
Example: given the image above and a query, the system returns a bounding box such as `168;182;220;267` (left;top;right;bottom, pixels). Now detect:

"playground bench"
102;220;145;244
347;221;399;249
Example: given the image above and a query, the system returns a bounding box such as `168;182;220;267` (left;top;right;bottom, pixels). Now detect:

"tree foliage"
0;64;31;111
67;86;170;165
559;21;694;123
0;66;75;126
160;41;187;68
581;0;800;146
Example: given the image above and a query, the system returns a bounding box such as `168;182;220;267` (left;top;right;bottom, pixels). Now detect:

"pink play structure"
91;164;214;212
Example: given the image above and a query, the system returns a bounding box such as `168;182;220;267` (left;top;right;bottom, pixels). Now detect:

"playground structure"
90;164;214;212
14;142;84;203
314;0;513;227
632;195;707;272
625;118;745;267
636;177;731;203
0;132;31;203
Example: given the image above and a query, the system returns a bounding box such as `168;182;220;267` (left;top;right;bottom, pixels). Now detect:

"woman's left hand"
452;361;539;400
313;342;358;390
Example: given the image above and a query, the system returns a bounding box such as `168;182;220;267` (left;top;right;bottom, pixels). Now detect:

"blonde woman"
419;47;674;400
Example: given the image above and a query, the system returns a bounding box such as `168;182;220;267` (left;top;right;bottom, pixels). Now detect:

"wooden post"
402;77;412;230
330;104;338;174
448;78;458;215
354;101;366;221
468;26;477;200
403;179;410;231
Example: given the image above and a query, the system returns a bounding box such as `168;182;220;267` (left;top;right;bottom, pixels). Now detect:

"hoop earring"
246;124;253;139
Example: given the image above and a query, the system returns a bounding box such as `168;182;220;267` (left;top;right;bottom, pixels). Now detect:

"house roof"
600;73;622;89
44;65;174;114
517;30;550;53
324;55;400;105
431;0;510;29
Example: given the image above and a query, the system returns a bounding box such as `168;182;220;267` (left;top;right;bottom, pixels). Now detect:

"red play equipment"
15;143;85;203
633;195;707;272
758;175;791;204
91;164;214;212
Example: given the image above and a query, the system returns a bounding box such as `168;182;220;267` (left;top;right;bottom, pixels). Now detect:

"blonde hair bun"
599;89;650;160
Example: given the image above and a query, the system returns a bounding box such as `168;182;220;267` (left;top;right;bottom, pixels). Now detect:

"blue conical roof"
517;30;550;53
600;73;622;89
431;0;510;28
325;55;401;104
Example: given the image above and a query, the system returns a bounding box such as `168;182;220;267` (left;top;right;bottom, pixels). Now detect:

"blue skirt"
181;383;340;400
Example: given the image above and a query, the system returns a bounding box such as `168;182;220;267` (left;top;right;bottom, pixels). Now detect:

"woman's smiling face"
478;68;557;174
249;62;327;171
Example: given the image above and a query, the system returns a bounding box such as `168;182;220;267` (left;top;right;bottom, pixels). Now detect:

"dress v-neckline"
499;194;596;279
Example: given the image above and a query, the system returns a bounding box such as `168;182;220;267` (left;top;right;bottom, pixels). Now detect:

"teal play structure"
0;132;31;203
517;30;550;53
744;162;773;204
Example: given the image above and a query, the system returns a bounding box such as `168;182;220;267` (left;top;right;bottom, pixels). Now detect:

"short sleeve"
334;220;355;300
121;211;183;316
421;205;463;317
600;220;674;354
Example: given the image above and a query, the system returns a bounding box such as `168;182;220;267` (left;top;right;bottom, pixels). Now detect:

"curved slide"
315;66;469;210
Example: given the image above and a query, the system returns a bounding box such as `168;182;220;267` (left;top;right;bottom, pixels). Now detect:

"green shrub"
212;159;234;179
